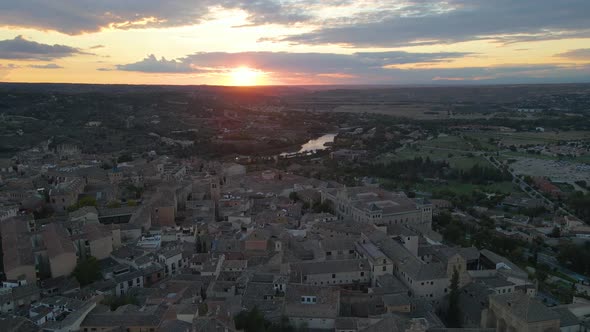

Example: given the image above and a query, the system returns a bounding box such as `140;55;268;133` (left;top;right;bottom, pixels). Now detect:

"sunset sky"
0;0;589;85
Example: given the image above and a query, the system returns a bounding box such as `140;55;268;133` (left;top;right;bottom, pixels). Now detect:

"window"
360;272;364;277
326;251;332;256
332;274;336;279
382;266;386;271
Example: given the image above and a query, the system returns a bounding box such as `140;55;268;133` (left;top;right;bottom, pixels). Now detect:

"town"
1;83;590;332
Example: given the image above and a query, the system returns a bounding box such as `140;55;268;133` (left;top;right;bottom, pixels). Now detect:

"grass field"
414;180;517;195
464;130;590;147
387;134;486;170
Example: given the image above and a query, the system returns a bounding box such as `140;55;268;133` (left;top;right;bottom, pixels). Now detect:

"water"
281;133;336;157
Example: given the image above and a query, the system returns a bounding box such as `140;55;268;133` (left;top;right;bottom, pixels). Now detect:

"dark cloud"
555;49;590;60
284;0;590;47
116;54;200;73
28;63;63;69
89;45;105;49
118;51;472;74
97;67;113;71
0;36;82;60
0;0;323;35
115;51;590;84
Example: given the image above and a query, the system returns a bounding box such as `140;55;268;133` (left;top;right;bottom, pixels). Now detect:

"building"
42;224;77;278
49;178;85;212
1;217;36;284
321;186;432;230
158;249;183;276
80;303;168;332
284;284;340;330
0;281;40;313
290;259;371;286
72;223;114;260
482;292;561;332
362;230;450;304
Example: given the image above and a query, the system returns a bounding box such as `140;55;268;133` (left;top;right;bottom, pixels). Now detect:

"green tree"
446;269;461;328
550;226;561;238
196;237;203;253
234;308;294;332
68;196;97;212
72;257;101;286
107;201;121;208
101;294;139;310
200;285;207;301
198;302;208;316
289;191;299;201
234;307;268;332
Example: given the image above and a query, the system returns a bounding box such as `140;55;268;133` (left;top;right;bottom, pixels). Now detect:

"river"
280;133;336;157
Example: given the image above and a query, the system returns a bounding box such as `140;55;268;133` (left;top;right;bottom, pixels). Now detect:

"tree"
117;154;133;163
200;285;207;301
68;196;97;212
289;191;299;201
535;266;548;284
234;307;294;332
72;257;101;286
196;237;203;253
127;199;137;207
107;201;121;208
198;302;208;316
101;294;138;310
312;201;333;214
446;269;461;328
550;226;561;238
234;307;268;332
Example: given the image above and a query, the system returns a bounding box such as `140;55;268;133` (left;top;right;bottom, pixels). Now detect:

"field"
382;135;486;170
464;131;590;147
413;181;518;196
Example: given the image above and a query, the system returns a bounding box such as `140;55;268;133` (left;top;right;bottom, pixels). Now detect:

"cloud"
283;0;590;47
117;51;472;74
116;54;200;73
114;51;590;84
0;63;19;80
28;63;63;69
0;35;83;60
89;45;105;49
0;0;320;35
97;67;113;71
555;49;590;61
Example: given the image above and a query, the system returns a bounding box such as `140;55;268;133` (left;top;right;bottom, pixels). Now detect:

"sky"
0;0;589;86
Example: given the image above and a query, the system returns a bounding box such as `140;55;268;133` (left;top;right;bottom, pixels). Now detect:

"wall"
290;317;335;330
304;271;370;286
245;240;267;251
5;265;37;284
90;236;113;260
49;253;77;278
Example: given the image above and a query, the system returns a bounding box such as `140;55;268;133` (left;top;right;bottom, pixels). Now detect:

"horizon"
0;1;589;85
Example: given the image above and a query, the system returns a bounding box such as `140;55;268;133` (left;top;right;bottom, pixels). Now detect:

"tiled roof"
490;292;560;323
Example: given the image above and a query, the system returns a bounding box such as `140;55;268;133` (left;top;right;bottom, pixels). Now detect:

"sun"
230;67;261;86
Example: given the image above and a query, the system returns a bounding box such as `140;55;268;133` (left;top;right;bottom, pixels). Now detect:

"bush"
72;257;101;286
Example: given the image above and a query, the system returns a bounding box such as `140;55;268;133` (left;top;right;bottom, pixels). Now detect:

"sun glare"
230;67;261;86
